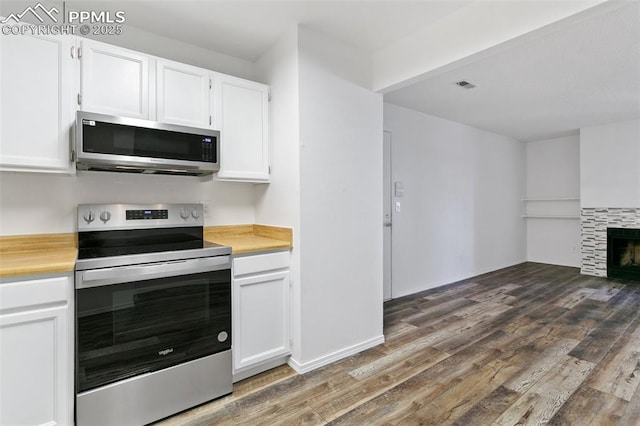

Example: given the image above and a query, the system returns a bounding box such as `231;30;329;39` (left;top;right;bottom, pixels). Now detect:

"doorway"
383;131;393;301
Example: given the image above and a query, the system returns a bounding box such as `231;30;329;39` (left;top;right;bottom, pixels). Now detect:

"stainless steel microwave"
75;111;220;176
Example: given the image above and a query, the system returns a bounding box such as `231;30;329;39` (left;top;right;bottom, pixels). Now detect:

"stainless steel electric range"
74;203;232;426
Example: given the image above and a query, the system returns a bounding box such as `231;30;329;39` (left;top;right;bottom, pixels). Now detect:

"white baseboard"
392;259;527;299
233;355;290;383
526;258;581;268
288;335;385;375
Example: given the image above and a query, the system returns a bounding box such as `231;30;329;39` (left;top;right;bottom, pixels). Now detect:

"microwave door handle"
77;256;230;289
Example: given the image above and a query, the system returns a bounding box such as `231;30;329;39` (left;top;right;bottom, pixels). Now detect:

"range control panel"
126;209;169;220
78;203;204;231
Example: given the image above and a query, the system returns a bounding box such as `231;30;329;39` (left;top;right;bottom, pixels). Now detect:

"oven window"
76;270;231;393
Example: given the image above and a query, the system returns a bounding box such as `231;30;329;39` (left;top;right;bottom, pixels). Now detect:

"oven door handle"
77;256;230;289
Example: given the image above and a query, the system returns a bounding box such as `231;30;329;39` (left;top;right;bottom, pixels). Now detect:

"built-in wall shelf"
522;196;580;219
521;215;580;219
521;197;580;201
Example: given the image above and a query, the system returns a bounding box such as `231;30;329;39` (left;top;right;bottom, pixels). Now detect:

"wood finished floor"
158;262;640;425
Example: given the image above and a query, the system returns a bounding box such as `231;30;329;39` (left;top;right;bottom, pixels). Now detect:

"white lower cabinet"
0;274;73;426
232;251;290;381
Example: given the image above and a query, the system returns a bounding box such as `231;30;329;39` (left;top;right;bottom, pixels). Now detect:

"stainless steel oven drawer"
76;350;232;426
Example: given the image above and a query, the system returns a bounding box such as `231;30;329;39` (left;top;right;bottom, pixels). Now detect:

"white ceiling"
3;0;637;142
96;0;640;141
73;0;472;61
384;1;640;141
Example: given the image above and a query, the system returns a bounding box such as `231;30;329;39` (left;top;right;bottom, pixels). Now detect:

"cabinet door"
233;270;290;371
0;277;72;426
156;59;211;128
214;74;270;182
80;39;150;119
0;31;76;173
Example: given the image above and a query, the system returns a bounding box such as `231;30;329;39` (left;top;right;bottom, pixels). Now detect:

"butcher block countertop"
0;233;77;279
205;225;293;254
0;225;292;279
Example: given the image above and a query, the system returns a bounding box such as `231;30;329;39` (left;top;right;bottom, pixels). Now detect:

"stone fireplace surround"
581;208;640;277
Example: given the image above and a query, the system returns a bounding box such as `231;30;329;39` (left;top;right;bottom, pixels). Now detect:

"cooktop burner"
76;203;231;270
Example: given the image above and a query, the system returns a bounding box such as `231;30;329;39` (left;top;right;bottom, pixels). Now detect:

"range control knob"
99;211;111;223
191;208;201;219
83;210;95;224
179;208;189;220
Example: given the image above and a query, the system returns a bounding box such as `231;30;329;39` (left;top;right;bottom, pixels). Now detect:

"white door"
156;59;211;128
0;306;71;426
0;275;73;426
80;39;150;119
383;131;393;300
233;270;290;371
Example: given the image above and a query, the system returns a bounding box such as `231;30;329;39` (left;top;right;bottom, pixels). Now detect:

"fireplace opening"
608;227;640;280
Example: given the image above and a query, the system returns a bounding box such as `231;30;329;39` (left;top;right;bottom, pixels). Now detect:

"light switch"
395;201;401;212
394;181;404;197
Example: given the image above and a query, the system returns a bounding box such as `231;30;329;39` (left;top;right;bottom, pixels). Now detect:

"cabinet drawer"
233;251;290;277
0;276;70;312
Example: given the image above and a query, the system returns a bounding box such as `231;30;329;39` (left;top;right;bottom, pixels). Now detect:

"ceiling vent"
455;80;476;89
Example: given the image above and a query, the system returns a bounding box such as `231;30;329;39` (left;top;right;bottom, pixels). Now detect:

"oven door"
75;256;231;393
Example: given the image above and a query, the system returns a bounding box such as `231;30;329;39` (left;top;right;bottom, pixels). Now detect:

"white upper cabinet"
1;34;270;180
80;39;151;119
0;31;76;173
214;74;270;182
156;59;212;128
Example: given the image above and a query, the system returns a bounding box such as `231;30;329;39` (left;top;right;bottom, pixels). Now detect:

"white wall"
295;27;383;369
384;103;526;298
527;135;580;198
253;26;384;371
0;172;255;235
580;118;640;208
254;27;300;235
254;27;302;363
525;135;581;267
